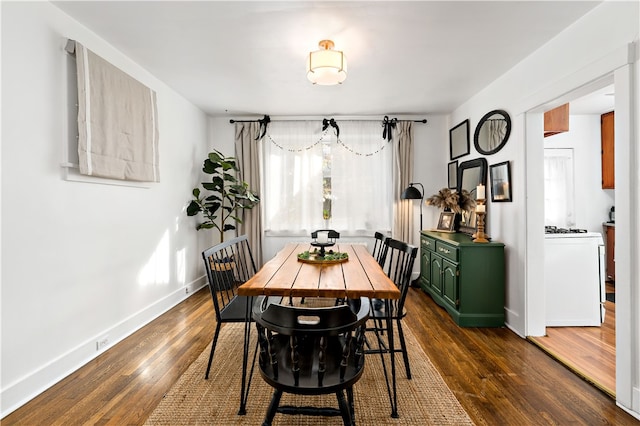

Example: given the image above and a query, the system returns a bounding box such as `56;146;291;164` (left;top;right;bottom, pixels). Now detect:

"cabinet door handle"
439;247;450;254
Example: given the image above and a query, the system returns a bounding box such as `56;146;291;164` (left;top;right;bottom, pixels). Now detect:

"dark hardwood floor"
3;286;638;425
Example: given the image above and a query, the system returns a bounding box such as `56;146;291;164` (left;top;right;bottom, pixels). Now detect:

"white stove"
544;227;605;326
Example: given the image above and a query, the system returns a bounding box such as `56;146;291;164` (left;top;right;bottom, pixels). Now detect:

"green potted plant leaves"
186;149;259;242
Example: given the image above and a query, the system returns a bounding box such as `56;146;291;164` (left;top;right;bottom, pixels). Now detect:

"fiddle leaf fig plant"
186;150;259;241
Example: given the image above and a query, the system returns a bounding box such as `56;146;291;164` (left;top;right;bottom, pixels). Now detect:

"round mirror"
474;110;511;155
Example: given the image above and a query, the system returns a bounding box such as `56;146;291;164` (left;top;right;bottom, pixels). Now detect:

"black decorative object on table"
311;229;340;257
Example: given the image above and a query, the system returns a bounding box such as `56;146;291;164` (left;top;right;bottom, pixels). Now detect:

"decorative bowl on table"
297;249;349;264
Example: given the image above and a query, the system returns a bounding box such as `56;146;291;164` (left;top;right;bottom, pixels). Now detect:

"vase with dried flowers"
425;188;459;212
426;188;477;231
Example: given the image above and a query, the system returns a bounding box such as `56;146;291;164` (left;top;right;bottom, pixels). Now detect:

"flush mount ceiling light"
306;40;347;85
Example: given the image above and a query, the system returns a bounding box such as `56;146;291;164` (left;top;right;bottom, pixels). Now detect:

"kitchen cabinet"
420;231;505;327
603;223;615;281
544;103;569;137
601;111;615;189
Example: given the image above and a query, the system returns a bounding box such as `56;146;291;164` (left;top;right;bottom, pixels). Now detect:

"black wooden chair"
201;235;273;380
366;237;418;379
372;231;387;266
370;232;389;312
253;297;369;425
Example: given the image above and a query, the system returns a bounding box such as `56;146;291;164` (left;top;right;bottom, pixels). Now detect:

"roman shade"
75;41;159;182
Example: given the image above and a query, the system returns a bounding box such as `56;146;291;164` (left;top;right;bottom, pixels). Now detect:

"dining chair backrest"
372;231;387;266
202;235;257;321
379;238;418;314
253;297;369;424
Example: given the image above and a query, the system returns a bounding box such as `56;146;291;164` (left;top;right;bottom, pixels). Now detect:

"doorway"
530;83;616;396
524;61;636;409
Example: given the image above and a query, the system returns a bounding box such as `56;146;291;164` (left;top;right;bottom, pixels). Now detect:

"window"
544;148;575;227
263;120;393;236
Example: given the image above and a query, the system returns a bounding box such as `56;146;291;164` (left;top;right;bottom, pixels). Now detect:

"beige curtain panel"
75;41;159;182
392;121;414;244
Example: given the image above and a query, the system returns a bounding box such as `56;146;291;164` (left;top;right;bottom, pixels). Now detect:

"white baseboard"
619;386;640;420
0;276;207;418
504;307;526;338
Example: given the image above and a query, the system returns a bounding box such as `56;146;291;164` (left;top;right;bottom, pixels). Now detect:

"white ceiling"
52;1;602;117
570;84;615;114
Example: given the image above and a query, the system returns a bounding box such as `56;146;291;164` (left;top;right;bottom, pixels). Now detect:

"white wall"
450;0;637;333
0;2;209;416
543;114;615;233
449;1;639;418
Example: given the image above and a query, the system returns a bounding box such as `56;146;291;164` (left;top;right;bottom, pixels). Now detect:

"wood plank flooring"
529;295;616;397
3;287;638;425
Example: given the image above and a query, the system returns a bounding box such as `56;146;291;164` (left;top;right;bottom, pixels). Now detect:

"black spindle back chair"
366;237;418;379
372;231;387;266
202;235;257;379
253;297;369;426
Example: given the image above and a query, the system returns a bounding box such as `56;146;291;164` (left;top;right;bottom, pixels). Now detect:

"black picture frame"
449;119;470;160
490;161;512;202
448;161;458;189
457;158;488;236
436;212;456;232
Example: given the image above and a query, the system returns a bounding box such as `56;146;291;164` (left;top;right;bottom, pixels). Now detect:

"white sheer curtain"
331;121;393;235
544;148;575;227
263;121;324;235
262;120;392;236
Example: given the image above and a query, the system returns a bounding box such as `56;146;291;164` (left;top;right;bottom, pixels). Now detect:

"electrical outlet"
185;286;190;294
96;336;109;351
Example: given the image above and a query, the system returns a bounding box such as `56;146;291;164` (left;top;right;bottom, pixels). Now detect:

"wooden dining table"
236;242;402;417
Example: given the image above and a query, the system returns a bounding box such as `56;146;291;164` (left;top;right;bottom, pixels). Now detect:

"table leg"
367;298;398;418
238;295;254;415
385;299;399;418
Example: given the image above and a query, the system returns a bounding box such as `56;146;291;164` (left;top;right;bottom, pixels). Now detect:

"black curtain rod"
229;118;427;123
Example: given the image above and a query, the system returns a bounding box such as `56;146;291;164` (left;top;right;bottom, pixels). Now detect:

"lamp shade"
401;185;423;200
306;40;347;85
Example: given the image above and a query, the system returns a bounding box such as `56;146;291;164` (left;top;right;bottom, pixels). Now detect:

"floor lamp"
401;182;424;231
401;182;424;288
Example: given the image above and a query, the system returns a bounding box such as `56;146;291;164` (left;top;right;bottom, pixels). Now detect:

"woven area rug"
145;321;474;425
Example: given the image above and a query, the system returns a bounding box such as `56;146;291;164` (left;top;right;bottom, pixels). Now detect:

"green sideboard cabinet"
420;231;505;327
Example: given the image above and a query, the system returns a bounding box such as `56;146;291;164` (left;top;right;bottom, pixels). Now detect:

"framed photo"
490;161;512;202
449;119;470;160
460;209;476;232
436;212;456;232
448;161;458;189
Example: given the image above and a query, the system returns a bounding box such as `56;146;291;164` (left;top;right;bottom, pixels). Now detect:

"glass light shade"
306;40;347;85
